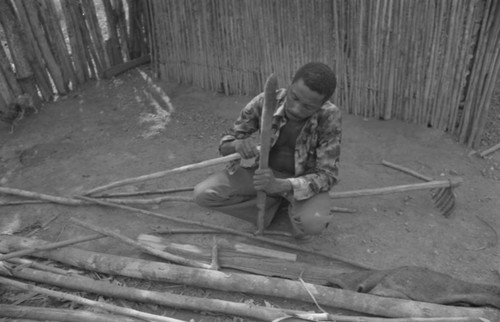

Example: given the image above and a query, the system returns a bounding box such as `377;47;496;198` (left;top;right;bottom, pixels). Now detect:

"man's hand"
234;137;259;159
254;169;292;195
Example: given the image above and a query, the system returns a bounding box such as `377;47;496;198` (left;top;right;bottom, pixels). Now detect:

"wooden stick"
77;196;372;270
93;187;194;198
0;304;142;322
381;160;434;182
256;73;278;235
69;218;215;270
0;234;105;261
0;186;191;206
7;257;75;276
1;235;497;320
479;142;500;158
83;152;244;195
0;276;187;322
150;226;293;238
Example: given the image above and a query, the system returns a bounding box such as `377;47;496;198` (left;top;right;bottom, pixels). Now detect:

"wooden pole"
0;235;497;320
0;304;142;322
2;266;307;322
0;276;187;322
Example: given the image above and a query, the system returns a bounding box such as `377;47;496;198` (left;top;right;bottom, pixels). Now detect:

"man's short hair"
292;62;337;102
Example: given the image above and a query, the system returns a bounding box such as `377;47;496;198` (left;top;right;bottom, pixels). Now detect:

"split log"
0;276;187;322
139;234;297;261
138;234;356;285
70;218;216;269
0;304;142;322
0;235;497;320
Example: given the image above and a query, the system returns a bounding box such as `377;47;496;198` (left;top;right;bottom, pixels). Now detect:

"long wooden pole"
2;266;304;322
0;276;186;322
0;235;497;320
0;304;142;322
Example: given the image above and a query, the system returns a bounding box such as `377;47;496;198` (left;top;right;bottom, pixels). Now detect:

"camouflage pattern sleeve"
288;106;341;200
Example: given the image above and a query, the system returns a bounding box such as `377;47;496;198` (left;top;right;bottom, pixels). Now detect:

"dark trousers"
193;166;333;237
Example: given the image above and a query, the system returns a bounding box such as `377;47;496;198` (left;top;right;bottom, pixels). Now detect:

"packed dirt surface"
1;67;499;320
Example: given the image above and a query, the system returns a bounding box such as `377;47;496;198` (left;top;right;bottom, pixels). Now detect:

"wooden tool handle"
256;74;278;235
329;177;463;199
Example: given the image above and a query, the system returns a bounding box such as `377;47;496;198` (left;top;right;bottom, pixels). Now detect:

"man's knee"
291;211;333;235
193;182;216;207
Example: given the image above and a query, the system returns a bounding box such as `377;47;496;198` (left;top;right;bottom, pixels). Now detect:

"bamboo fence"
149;0;500;148
0;0;499;148
0;0;150;107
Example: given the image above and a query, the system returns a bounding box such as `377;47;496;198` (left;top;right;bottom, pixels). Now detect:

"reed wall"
150;0;500;148
0;0;498;148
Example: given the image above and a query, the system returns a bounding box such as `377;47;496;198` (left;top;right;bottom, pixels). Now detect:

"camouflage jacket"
220;88;342;200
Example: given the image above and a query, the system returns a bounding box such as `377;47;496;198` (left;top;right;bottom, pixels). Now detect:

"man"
194;62;341;239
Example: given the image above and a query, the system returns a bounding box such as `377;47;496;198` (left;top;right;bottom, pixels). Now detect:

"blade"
256;74;278;235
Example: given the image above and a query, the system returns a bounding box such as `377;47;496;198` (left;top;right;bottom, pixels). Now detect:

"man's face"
284;78;325;121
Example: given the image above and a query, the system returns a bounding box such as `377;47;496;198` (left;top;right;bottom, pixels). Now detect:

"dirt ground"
1;67;499;320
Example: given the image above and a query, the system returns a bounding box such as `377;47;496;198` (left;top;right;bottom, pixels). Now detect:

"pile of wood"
1;232;497;322
0;186;499;321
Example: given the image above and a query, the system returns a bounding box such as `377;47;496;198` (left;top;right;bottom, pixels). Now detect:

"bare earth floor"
0;68;499;321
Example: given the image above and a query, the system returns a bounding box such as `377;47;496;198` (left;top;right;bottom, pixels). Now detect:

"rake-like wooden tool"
329;177;462;218
344;161;463;218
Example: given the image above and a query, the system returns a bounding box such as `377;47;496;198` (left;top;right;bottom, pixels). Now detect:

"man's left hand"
253;169;291;195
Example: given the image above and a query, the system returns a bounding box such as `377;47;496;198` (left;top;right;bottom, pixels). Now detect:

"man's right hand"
234;138;259;159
